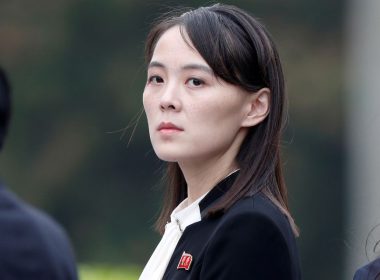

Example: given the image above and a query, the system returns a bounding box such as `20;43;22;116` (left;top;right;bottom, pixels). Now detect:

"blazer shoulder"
199;194;299;279
223;193;295;239
215;193;295;248
199;193;301;279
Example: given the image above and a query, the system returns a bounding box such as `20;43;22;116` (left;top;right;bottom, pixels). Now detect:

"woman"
139;3;301;280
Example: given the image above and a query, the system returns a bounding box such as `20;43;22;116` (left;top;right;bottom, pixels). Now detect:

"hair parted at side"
144;3;298;236
0;67;11;151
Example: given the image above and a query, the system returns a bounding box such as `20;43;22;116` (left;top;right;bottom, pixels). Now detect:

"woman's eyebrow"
148;61;213;75
182;64;213;74
148;61;165;69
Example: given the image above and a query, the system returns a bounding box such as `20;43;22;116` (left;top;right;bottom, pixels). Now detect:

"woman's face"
143;26;252;164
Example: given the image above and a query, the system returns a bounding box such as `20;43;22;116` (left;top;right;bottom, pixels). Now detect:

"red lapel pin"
177;251;193;271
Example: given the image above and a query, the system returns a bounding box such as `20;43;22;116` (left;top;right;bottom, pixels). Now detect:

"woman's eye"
148;75;164;84
187;78;204;87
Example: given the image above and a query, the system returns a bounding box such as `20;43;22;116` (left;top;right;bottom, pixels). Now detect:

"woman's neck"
179;156;239;204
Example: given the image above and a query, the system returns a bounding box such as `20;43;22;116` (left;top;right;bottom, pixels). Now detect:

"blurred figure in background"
0;67;78;279
354;258;380;280
353;226;380;280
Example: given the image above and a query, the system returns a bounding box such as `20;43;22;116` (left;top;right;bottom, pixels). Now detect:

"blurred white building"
346;0;380;278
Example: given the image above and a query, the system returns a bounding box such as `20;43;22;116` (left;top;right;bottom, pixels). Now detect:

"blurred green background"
0;0;345;279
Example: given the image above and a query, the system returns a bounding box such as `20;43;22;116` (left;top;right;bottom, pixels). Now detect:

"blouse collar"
169;192;207;232
168;169;240;232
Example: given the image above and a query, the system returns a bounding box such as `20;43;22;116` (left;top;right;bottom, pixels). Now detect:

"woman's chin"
154;151;180;162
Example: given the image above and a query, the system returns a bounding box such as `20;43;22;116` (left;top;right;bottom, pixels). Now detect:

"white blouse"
139;193;207;280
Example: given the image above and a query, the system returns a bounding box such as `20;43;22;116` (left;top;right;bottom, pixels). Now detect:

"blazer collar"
199;170;239;217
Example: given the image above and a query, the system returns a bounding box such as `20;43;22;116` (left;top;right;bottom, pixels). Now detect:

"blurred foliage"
79;264;141;280
0;0;345;279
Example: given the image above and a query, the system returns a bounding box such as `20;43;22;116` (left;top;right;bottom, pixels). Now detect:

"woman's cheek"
143;95;156;120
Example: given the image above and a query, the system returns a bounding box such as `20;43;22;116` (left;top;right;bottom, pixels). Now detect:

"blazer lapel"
199;170;239;218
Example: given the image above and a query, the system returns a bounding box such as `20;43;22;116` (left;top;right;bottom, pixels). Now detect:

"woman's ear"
241;87;270;127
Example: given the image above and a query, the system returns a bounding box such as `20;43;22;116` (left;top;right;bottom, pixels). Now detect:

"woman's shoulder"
201;193;301;279
221;193;295;239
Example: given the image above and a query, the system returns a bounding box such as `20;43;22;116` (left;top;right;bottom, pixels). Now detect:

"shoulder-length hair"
144;3;298;235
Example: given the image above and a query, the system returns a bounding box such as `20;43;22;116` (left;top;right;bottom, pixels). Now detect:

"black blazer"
354;258;380;280
0;182;78;280
162;173;301;279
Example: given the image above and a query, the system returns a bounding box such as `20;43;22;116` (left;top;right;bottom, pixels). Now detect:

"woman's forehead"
150;27;208;69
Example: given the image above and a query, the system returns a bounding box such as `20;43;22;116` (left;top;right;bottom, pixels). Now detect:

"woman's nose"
159;83;181;112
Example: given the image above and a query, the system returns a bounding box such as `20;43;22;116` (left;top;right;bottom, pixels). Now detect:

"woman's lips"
157;122;184;133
